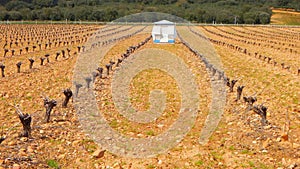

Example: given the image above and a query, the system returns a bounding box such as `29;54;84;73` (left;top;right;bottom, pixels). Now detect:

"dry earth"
0;24;299;169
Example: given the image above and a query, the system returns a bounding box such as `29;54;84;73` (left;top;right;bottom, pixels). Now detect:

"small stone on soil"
92;149;106;158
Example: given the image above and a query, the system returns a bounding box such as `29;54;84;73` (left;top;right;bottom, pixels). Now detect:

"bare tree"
109;60;115;71
0;63;5;77
236;86;245;101
116;58;122;67
243;96;257;106
92;72;99;82
16;62;22;73
106;64;110;76
211;67;216;76
28;58;35;69
85;77;92;89
55;52;60;60
0;127;6;144
40;57;46;65
45;54;50;63
43;97;57;123
0;135;5;144
96;67;103;79
3;49;8;57
74;83;83;97
226;79;238;92
251;104;268;126
14;105;32;137
62;89;73;108
67;48;71;57
62;50;65;58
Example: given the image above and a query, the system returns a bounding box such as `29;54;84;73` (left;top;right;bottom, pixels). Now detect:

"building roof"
154;20;174;25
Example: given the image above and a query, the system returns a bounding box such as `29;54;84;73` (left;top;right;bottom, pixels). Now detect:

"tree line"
0;0;299;24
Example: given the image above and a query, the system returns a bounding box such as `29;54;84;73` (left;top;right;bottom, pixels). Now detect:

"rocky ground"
0;25;299;169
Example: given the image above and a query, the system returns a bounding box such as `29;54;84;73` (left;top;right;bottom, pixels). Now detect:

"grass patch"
211;151;223;160
248;161;255;167
110;119;118;128
147;164;156;169
292;97;299;104
241;149;254;155
81;139;97;153
241;149;249;154
47;159;60;169
104;101;113;106
81;139;94;144
165;111;174;118
86;144;97;153
145;130;155;136
229;145;235;151
195;160;204;166
26;96;33;101
258;162;271;169
48;139;63;145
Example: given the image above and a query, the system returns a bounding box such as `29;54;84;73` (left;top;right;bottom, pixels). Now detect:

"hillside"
271;8;300;25
0;0;299;24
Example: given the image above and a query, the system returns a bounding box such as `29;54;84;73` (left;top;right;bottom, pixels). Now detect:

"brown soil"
0;24;299;169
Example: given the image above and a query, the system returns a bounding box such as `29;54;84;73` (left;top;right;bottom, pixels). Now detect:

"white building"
152;20;176;43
